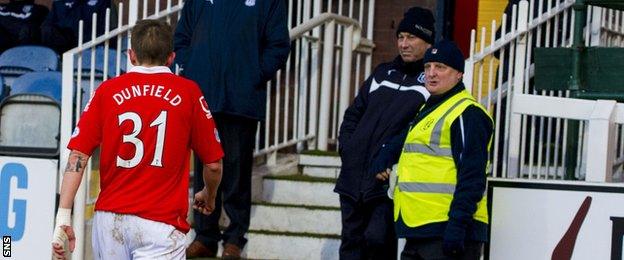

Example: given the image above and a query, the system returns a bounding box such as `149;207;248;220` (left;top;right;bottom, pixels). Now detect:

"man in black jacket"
335;7;434;259
174;0;290;258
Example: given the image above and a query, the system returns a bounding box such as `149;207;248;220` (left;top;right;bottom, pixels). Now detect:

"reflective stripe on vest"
398;182;455;194
403;143;452;157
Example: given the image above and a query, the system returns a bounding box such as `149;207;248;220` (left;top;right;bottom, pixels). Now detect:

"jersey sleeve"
190;89;224;164
67;86;104;156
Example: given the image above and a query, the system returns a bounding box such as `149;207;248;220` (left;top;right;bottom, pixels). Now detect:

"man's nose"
399;39;408;48
425;69;436;78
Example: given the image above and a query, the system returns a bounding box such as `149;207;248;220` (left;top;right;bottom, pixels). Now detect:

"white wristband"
52;208;72;249
55;208;72;227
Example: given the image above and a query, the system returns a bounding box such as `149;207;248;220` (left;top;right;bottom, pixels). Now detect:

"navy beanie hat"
424;40;465;73
397;7;435;44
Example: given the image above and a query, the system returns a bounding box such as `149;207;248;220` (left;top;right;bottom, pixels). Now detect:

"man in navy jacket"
174;0;290;258
335;7;434;259
40;0;113;53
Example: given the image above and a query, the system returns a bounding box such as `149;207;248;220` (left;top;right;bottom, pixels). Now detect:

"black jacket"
0;0;48;52
173;0;290;120
392;83;493;242
334;56;429;201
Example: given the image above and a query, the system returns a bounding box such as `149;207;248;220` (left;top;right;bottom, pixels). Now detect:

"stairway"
245;152;342;259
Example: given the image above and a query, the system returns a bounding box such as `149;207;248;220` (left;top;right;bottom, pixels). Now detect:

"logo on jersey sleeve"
199;97;212;119
71;127;80;138
245;0;255;6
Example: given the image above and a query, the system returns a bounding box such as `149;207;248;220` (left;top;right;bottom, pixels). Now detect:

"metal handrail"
289;12;362;50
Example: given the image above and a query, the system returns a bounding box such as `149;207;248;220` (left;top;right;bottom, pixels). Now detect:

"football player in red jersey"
51;19;224;260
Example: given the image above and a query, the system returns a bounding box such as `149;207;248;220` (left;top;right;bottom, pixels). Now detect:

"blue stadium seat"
0;45;59;87
0;45;59;72
10;72;62;103
0;72;62;158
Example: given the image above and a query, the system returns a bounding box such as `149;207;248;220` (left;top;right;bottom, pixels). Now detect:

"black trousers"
192;113;257;249
401;238;483;260
339;195;397;260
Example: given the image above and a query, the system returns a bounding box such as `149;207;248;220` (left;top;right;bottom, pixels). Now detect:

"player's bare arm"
52;150;91;260
193;160;222;215
59;150;90;208
64;151;88;173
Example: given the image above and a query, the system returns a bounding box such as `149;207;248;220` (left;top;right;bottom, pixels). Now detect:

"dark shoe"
222;243;242;259
186;240;216;258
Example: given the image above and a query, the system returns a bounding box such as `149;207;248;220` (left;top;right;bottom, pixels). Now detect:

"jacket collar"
393;55;424;77
415;81;465;122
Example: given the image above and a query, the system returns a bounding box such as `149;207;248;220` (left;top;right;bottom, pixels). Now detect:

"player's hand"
51;207;74;260
51;225;75;260
193;187;216;215
375;168;391;181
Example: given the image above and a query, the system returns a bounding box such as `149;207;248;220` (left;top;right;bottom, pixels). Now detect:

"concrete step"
250;203;341;236
299;152;341;178
302;165;340;178
185;229;340;260
185;215;340;260
299;153;341;167
251;153;299;202
262;175;339;208
245;231;340;260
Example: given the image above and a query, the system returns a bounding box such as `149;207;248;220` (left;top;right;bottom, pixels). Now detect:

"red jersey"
68;66;223;232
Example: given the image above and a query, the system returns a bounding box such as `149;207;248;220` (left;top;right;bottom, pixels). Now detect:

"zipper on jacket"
398;74;407;90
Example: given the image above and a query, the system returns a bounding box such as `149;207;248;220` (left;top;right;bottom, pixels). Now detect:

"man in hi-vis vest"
392;40;493;260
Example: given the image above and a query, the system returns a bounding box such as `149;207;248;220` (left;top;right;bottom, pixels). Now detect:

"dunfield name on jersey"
113;84;182;106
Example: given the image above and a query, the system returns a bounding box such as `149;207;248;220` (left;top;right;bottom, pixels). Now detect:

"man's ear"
128;49;139;66
165;52;176;67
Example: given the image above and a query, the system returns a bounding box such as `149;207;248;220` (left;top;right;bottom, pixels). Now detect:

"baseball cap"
423;40;465;73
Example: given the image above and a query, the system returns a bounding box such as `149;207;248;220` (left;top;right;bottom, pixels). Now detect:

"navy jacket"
174;0;290;120
335;56;429;202
41;0;113;53
392;83;492;243
0;0;48;52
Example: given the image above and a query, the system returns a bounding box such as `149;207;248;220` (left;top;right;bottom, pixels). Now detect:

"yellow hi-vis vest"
393;89;491;228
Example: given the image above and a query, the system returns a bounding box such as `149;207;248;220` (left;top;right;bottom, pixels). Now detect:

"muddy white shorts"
92;211;186;260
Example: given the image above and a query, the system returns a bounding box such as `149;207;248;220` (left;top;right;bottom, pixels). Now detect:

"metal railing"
267;0;376;156
463;0;624;180
259;12;374;163
57;0;375;258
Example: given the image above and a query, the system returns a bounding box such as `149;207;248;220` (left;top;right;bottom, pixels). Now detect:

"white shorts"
92;211;186;260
